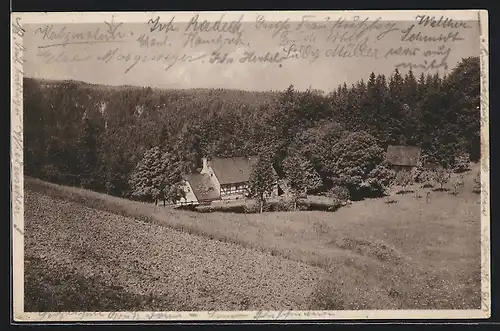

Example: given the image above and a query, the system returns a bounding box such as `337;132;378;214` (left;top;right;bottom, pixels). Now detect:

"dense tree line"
23;57;480;202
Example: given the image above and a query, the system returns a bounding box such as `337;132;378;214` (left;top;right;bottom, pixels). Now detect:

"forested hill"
23;56;480;200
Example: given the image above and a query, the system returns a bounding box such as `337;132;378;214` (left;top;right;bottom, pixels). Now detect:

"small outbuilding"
385;145;422;171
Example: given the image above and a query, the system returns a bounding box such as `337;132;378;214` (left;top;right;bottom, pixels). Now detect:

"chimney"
202;157;208;171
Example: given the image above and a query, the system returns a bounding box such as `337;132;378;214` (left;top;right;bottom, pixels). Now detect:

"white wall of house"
220;181;279;200
262;182;279;199
199;157;279;202
220;182;247;200
271;182;279;198
176;181;199;206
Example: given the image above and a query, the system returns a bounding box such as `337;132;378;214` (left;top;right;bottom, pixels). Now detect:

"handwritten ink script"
34;310;340;321
11;17;25;228
27;14;476;77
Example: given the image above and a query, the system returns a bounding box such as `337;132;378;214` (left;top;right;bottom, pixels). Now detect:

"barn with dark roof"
386;145;422;171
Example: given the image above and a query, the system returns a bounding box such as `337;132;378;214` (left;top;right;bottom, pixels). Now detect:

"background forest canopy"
24;56;480;201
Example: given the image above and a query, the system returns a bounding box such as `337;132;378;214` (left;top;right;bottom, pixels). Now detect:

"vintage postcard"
11;10;490;322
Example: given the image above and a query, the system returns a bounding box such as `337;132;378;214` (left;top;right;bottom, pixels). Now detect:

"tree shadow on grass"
396;190;415;195
432;188;450;192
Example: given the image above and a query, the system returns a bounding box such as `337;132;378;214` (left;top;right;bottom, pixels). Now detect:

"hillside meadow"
23;164;482;311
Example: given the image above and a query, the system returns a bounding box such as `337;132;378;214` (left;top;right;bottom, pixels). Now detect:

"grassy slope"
23;163;482;310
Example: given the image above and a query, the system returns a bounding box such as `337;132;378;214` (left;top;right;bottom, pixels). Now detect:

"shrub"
453;153;471;173
450;175;465;195
394;169;413;193
417;168;435;188
362;160;396;197
434;167;451;190
275;195;295;212
326;186;350;205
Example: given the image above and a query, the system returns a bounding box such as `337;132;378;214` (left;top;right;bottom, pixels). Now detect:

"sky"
22;13;480;93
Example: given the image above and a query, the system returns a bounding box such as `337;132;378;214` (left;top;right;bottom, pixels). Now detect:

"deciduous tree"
283;151;322;210
247;155;278;213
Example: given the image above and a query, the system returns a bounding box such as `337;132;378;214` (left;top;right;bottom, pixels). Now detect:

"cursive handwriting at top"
37;49;93;64
281;43;320;63
384;46;420;58
185;14;244;36
136;33;169;48
307;16;399;41
394;58;449;71
183;31;248;52
29;15;476;77
401;24;464;43
416;15;471;29
148;16;178;34
255;15;291;39
36;19;128;48
324;36;380;59
96;47;207;73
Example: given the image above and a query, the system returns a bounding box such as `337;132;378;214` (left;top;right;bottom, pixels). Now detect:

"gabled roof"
386;145;422;167
209;156;259;185
183;173;220;201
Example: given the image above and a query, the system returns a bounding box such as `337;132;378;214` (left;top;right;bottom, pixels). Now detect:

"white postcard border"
11;9;490;322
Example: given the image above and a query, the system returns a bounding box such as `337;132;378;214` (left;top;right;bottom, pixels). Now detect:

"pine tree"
161;150;186;205
129;146;167;204
387;69;405;145
77;117;101;190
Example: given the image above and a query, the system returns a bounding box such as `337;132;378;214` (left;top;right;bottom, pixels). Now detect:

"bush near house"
434;167;451;190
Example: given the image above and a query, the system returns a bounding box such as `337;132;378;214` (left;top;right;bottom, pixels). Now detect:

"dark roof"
209;156;259;185
183;173;220;201
386;145;422;167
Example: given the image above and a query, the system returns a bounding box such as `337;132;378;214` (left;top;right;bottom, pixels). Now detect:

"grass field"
23;164;482;311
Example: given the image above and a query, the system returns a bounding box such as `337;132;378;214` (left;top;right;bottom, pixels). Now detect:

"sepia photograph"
11;10;490;321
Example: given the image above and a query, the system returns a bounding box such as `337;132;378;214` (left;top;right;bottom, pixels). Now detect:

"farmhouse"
177;156;279;205
386;145;422;171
